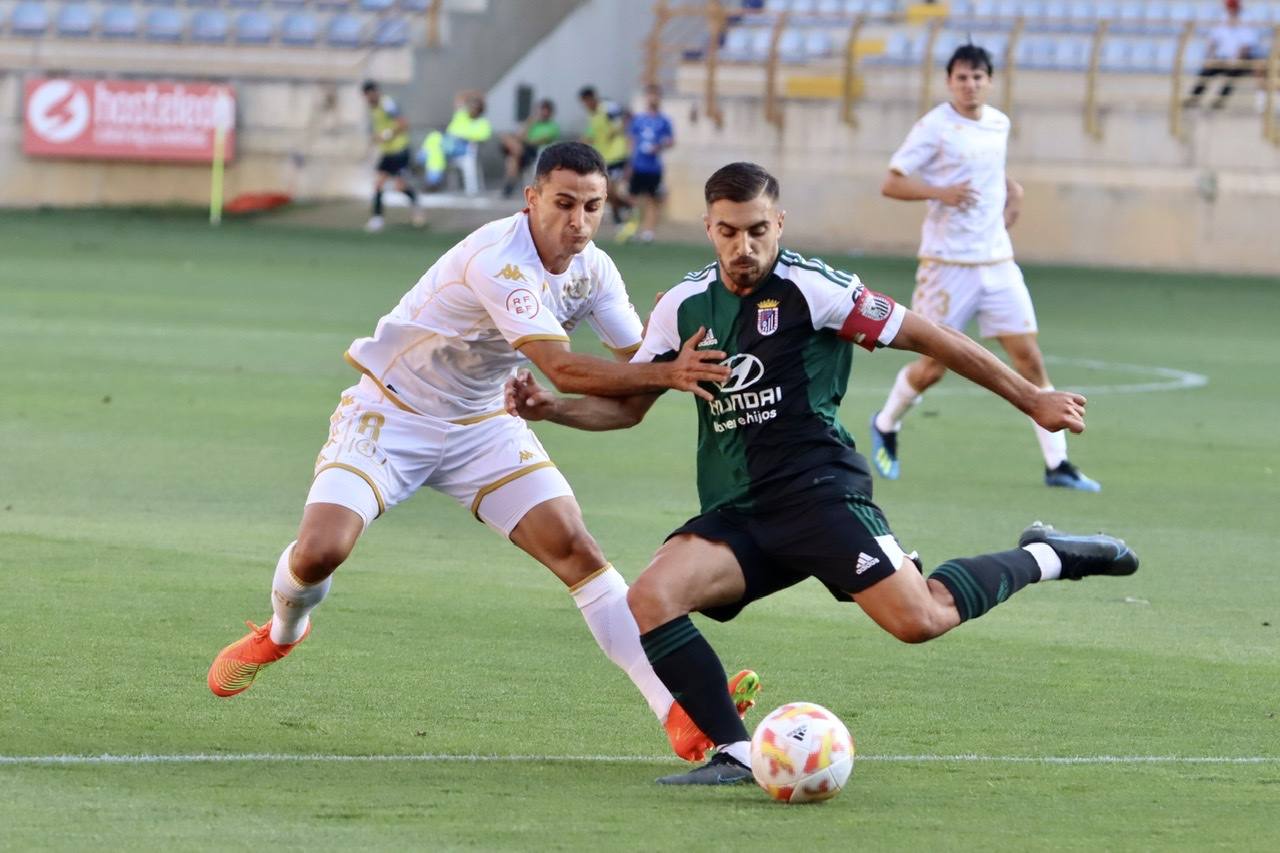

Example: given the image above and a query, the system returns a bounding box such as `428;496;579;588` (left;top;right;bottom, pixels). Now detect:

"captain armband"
838;288;901;352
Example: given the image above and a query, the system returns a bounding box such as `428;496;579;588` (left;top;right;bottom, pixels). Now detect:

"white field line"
848;356;1208;397
1;753;1275;767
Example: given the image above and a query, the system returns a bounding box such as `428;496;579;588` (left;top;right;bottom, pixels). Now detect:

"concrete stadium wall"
0;73;374;206
664;68;1280;276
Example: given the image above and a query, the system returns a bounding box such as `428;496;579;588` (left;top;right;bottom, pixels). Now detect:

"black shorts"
376;150;411;176
519;142;541;170
606;159;629;182
669;485;910;622
629;169;664;198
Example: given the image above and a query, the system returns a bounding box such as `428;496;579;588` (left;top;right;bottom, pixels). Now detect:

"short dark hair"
537;98;555;114
947;44;994;76
704;162;780;205
534;141;607;184
578;86;597;100
361;80;378;93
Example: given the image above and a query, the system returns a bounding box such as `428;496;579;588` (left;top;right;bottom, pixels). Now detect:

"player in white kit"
868;44;1101;492
206;142;759;761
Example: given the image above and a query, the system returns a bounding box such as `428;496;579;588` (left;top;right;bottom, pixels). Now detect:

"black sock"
929;548;1041;623
403;186;417;205
640;616;748;747
373;190;383;216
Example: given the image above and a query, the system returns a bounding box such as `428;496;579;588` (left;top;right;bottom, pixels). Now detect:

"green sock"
929;548;1041;622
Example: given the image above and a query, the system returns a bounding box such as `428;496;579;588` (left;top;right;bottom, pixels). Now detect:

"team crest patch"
506;288;539;319
562;276;593;301
857;290;892;321
756;299;780;336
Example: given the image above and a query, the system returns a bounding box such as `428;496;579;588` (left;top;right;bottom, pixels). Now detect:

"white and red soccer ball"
750;701;855;803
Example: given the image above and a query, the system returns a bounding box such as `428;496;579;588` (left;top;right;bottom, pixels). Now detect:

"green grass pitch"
1;209;1277;850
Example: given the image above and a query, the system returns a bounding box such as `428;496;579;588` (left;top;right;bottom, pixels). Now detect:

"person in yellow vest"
420;90;492;193
362;80;424;232
578;85;633;228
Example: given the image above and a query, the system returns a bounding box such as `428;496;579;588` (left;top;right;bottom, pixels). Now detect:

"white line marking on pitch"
849;356;1208;397
1;753;1275;767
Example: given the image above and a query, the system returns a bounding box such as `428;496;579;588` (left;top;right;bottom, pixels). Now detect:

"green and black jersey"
633;249;905;515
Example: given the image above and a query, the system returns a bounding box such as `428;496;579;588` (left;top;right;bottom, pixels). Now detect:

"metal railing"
647;2;1280;147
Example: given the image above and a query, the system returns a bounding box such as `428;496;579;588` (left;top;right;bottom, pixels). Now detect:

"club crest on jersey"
756;299;780;336
562;276;593;301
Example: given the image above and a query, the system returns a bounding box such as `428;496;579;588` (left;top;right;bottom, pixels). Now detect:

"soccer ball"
750;702;855;804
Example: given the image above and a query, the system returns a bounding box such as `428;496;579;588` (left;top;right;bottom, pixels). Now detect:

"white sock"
570;565;675;721
269;541;332;645
1031;385;1069;469
1023;542;1062;581
875;366;923;433
719;740;752;768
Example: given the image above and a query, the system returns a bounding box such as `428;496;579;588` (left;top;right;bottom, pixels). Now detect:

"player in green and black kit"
505;162;1139;786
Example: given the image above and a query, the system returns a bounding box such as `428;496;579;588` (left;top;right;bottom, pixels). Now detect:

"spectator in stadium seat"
362;80;424;232
578;85;633;228
1184;0;1262;110
619;84;675;244
500;98;561;198
421;90;493;194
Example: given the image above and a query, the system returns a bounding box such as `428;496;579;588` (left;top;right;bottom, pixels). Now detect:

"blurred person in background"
362;80;424;232
500;98;561;198
578;85;633;228
869;44;1101;492
421;90;493;192
619;84;675;244
1184;0;1261;110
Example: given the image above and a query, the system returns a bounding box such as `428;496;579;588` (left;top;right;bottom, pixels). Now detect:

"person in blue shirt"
621;84;675;244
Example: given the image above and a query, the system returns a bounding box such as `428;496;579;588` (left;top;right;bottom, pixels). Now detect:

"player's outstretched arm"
519;328;728;401
504;370;660;431
890;311;1087;434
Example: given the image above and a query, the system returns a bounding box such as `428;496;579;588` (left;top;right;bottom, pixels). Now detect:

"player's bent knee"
883;607;947;644
291;534;353;577
627;576;681;633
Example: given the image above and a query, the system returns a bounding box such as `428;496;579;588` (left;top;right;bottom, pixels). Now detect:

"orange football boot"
207;618;310;697
664;669;761;762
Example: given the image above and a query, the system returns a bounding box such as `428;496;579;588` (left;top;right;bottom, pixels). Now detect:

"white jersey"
1207;22;1260;60
889;103;1013;265
346;212;643;422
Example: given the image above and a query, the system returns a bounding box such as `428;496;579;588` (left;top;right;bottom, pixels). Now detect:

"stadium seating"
190;8;229;42
100;5;140;38
233;10;273;43
326;12;363;46
56;3;96;38
144;8;185;41
10;2;50;36
280;11;319;45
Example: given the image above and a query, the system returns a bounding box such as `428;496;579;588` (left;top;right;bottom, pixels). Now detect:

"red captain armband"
838;287;897;351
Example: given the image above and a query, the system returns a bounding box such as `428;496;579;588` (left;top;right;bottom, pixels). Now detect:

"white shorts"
306;376;573;536
911;259;1037;338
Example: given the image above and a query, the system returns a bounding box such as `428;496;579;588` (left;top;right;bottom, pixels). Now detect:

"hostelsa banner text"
24;78;236;163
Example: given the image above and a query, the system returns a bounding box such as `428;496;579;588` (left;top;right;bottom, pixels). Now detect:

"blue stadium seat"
1053;36;1090;69
280;11;318;44
372;16;408;46
316;0;353;9
1191;2;1218;23
145;8;185;41
399;0;430;10
272;0;310;7
184;0;221;7
228;0;266;7
721;27;753;60
803;28;834;58
1099;37;1132;71
100;6;140;38
326;13;364;46
11;2;50;36
143;0;178;6
778;28;805;61
190;9;229;42
234;10;273;43
815;0;842;16
56;3;96;38
361;0;395;11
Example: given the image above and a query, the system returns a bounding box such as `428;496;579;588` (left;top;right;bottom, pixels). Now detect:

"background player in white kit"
869;44;1100;492
206;142;758;762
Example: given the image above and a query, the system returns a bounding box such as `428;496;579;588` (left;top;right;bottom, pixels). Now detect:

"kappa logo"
855;552;880;574
497;264;528;283
518;449;536;462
